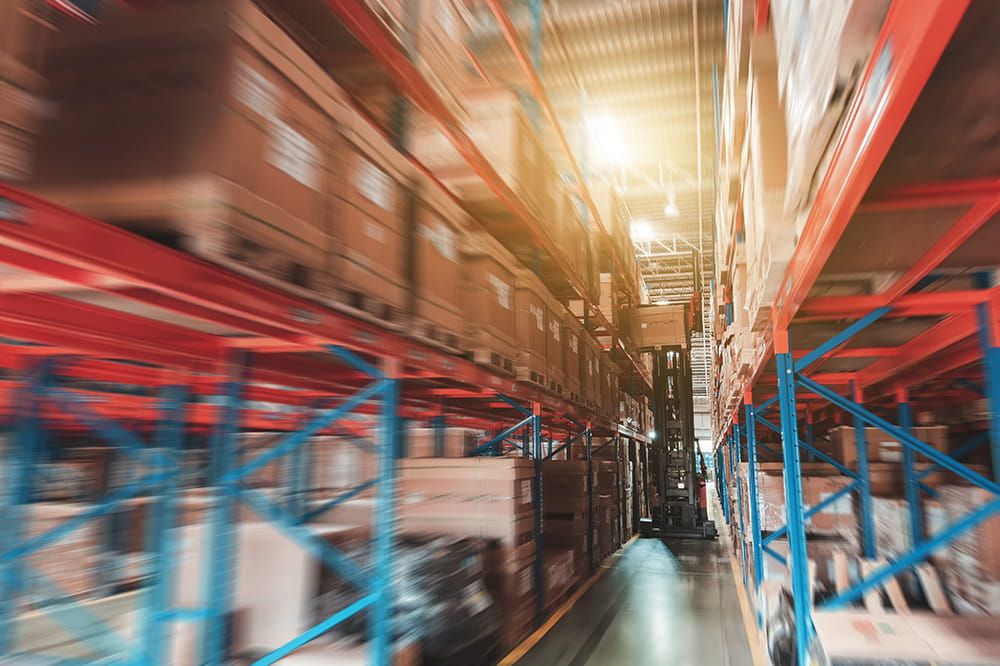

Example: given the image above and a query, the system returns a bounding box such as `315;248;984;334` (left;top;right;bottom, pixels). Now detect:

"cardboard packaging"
562;316;583;404
828;426;949;468
407;426;482;458
513;267;549;387
460;229;519;373
544;294;566;395
630;305;688;350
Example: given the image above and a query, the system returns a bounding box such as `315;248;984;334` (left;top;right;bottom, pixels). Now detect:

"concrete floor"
514;537;756;666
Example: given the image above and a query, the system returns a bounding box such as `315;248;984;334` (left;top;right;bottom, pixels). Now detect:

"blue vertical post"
0;357;45;655
531;403;545;625
432;412;445;458
142;381;186;666
775;331;812;665
897;385;922;548
852;381;876;559
586;424;595;575
976;301;1000;483
718;442;730;525
804;406;816;463
733;420;748;588
744;394;764;626
288;405;311;520
200;351;250;665
370;358;401;666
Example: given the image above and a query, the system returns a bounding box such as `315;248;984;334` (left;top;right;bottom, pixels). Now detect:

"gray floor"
515;537;756;666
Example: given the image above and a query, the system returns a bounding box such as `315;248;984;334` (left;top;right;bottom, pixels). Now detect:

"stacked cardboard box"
828;425;949;468
630;305;688;350
410;172;469;349
459;229;519;374
544;294;566;396
514;267;550;388
562;317;583;405
579;333;602;412
928;486;1000;615
541;460;589;572
407;426;483;458
411;86;554;228
0;0;54;181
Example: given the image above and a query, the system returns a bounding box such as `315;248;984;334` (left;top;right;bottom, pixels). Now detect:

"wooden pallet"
467;347;516;376
327;284;407;330
410;316;462;353
515;365;547;389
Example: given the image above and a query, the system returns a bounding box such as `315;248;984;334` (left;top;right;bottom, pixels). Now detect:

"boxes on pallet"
407;426;483;458
739;463;856;541
29;0;342;297
579;333;602;412
331;117;413;321
544;294;566;396
629;304;688;350
770;0;891;215
562;316;583;404
0;0;54;181
26;502;102;601
410;86;553;225
514;267;549;388
598;352;620;419
410;171;468;348
460;229;519;374
932;486;1000;615
409;0;477;120
828;425;949;468
742;30;794;331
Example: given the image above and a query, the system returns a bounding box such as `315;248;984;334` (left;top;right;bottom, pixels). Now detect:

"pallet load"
579;332;602;413
29;0;344;301
407;425;483;458
541;460;590;574
630;304;688;350
460;229;519;375
410;172;469;350
562;316;583;405
410;86;555;230
513;266;549;389
544;294;566;396
0;0;56;181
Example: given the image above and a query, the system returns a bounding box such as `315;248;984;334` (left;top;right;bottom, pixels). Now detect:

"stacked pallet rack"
0;2;653;664
712;1;1000;663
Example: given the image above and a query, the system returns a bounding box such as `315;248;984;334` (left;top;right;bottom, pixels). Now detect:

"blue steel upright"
201;351;251;665
732;421;748;588
897;387;923;548
0;358;45;655
851;381;876;559
142;382;186;666
744;397;764;626
370;358;401;666
976;301;1000;482
775;332;812;665
531;403;545;626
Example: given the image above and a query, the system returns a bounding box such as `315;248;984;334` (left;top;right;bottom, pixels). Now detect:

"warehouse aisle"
512;537;756;666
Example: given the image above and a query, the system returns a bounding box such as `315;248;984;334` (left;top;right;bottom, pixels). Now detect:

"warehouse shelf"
713;1;1000;662
322;0;653;394
0;179;648;664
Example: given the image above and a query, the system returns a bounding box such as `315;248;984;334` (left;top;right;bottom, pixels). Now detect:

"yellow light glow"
587;114;627;165
630;219;654;241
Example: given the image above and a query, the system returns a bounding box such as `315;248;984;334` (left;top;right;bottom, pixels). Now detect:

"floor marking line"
498;535;639;665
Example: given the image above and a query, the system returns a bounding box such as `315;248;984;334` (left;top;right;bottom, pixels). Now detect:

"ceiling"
467;0;726;305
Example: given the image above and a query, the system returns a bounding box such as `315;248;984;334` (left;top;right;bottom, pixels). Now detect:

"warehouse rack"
325;0;653;393
712;1;1000;663
0;175;649;663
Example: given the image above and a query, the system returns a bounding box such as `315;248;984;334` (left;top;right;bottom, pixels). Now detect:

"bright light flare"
630;219;655;241
587;114;627;165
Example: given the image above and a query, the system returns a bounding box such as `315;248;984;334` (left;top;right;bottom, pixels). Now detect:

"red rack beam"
771;0;970;329
861;177;1000;212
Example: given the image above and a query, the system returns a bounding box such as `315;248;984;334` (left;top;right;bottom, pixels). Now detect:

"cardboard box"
562;316;583;402
460;229;518;368
828;426;949;468
407;426;482;458
514;267;549;385
411;172;468;343
630;305;688;350
544;294;566;395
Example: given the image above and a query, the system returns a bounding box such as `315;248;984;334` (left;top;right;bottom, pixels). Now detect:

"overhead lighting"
587;114;627;166
630;219;655;241
663;190;680;217
648;430;657;440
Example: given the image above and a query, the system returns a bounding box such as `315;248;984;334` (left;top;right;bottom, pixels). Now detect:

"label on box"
530;304;544;331
487;273;512;309
364;219;387;244
818;491;852;515
232;60;278;122
878;441;902;463
570;333;578;353
520;479;533;505
419;221;457;262
267;121;321;190
549;319;561;341
356;158;395;211
518;566;533;596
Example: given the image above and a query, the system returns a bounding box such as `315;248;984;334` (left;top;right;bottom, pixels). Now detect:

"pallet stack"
541;460;590;576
